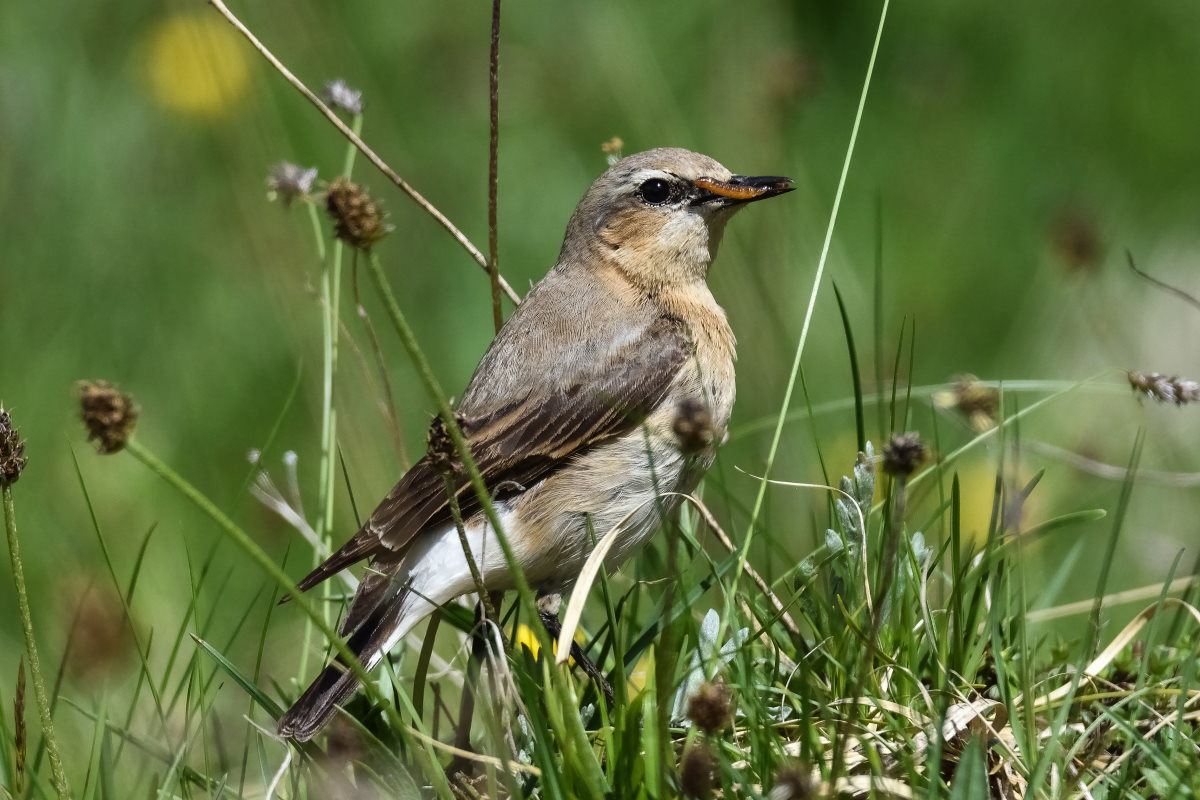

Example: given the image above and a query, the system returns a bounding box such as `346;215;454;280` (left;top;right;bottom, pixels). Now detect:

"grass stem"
3;484;71;799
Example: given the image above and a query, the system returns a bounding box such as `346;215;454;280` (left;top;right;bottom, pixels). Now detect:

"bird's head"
561;147;793;290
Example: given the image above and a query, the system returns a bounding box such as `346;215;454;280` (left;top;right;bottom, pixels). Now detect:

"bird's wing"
292;314;691;608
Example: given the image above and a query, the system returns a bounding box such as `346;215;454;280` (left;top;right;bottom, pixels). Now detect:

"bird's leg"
536;592;614;709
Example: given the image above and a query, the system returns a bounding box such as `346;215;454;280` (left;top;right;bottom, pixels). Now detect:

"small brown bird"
277;147;792;740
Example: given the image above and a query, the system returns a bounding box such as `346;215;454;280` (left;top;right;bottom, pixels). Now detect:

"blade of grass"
192;635;283;719
832;281;866;452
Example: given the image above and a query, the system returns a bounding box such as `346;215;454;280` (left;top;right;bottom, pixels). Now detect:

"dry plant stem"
1028;574;1200;622
1127;251;1200;313
486;0;503;333
206;0;520;306
2;485;70;799
702;502;799;635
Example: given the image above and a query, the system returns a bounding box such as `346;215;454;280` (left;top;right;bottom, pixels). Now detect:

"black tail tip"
276;710;323;742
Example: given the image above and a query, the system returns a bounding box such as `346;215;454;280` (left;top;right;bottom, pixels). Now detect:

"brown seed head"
952;375;999;424
769;761;815;800
427;412;467;478
326;177;391;250
0;409;27;486
679;742;716;799
78;381;138;454
1128;371;1199;406
673;398;715;454
1049;210;1103;276
882;432;927;477
687;680;733;735
601;136;625;165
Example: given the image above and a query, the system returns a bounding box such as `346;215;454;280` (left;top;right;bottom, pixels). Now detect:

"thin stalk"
729;0;891;649
305;201;327;263
487;0;503;333
443;473;495;622
317;114;362;544
312;114;362;677
3;484;70;799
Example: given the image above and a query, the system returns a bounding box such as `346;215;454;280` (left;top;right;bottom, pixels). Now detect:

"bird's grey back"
458;263;653;416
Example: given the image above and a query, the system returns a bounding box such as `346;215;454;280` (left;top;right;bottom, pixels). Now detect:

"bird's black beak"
690;174;794;206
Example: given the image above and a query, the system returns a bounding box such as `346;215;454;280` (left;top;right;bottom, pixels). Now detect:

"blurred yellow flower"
953;459;1042;546
625;653;650;696
516;622;653;697
515;622;587;661
514;622;547;658
143;13;250;117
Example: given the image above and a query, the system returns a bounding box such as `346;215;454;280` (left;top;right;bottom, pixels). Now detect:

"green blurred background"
2;0;1199;768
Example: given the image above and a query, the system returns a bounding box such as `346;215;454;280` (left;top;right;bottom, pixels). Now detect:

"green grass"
4;0;1200;797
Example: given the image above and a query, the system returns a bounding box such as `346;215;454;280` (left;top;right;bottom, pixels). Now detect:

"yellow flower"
953;459;1042;546
515;622;590;661
143;13;250;117
625;653;651;696
514;622;548;659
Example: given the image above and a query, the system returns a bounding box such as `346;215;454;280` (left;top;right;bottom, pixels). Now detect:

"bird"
276;147;792;741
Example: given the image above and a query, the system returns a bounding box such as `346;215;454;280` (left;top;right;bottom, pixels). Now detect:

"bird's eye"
637;178;673;205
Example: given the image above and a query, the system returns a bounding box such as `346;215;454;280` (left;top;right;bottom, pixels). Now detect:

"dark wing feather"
291;315;691;622
275;593;408;741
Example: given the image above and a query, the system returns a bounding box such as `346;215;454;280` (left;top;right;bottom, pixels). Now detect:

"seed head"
1049;210;1103;276
673;398;715;454
768;761;815;800
944;374;1000;431
322;79;364;116
78;381;138;454
0;409;27;486
427;412;467;478
1128;371;1199;406
267;162;318;207
679;742;716;799
601;136;624;166
687;680;733;735
326;177;392;251
882;432;927;478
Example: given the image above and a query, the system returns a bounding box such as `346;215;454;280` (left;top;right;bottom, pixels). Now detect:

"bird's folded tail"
276;591;408;741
